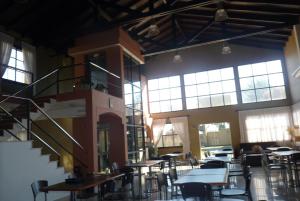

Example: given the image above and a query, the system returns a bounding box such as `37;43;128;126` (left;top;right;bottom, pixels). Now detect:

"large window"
238;60;286;103
2;48;32;84
184;67;237;109
148;76;182;113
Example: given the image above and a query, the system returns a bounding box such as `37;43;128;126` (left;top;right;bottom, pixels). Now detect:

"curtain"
0;32;14;77
22;42;36;84
292;102;300;126
152;119;165;147
152;116;190;154
239;106;292;143
171;116;190;154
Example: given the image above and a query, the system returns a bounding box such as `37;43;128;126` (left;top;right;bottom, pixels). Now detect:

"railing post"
26;101;31;140
56;70;59;95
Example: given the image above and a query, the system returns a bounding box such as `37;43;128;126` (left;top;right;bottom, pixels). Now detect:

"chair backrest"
206;160;225;168
157;172;168;190
215;153;228;157
222;148;232;151
111;162;119;173
179;182;212;200
31;180;48;200
189;158;199;168
201;163;222;169
119;167;134;183
291;153;300;162
245;173;252;194
277;147;291;151
169;168;178;184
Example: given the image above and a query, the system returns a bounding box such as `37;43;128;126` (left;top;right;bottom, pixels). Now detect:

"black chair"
179;182;212;201
157;172;169;199
190;158;200;169
206;160;225;168
31;180;48;201
291;153;300;186
261;152;287;185
215;153;228;157
108;163;135;199
222;148;233;151
277;147;291;151
221;173;252;201
169;168;179;197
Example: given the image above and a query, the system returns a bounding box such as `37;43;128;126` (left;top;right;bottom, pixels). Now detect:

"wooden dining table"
174;168;229;186
40;173;124;201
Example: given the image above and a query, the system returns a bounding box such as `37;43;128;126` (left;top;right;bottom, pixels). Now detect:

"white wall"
0;141;68;201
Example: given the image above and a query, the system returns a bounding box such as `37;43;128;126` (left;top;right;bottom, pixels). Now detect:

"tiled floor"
60;167;300;201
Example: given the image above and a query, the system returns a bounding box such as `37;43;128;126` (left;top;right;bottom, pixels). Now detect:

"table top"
164;153;184;158
203;156;232;163
272;150;300;156
174;169;228;185
174;168;228;185
41;173;124;192
125;160;164;168
185;168;227;176
266;147;292;151
212;150;233;154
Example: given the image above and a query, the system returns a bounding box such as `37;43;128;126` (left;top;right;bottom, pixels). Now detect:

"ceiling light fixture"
173;52;183;63
222;42;231;55
215;8;228;22
146;24;160;38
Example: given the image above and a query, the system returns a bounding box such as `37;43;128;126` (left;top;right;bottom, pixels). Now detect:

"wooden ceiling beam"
144;22;294;56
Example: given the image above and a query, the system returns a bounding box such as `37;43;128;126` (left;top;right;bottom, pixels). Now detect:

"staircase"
0;141;69;201
0;96;86;201
0;96;54;140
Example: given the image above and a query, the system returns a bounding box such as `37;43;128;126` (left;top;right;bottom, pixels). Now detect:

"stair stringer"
0;141;69;201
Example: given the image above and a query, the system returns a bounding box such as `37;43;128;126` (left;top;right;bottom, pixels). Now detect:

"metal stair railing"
0;104;61;157
1;95;84;150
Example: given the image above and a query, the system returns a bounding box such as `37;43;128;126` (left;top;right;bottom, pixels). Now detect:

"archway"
98;112;126;171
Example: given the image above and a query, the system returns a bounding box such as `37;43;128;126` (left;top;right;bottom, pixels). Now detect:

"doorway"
97;124;110;172
199;122;232;158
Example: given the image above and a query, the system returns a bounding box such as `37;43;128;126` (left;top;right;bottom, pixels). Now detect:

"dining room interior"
1;0;300;201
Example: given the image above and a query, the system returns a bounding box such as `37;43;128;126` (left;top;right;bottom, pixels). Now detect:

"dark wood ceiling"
0;0;299;55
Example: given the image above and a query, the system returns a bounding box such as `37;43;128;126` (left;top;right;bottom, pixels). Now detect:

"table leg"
286;156;295;187
97;184;102;201
70;192;76;201
133;167;148;199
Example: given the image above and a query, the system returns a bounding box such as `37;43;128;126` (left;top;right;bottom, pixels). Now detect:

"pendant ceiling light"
222;42;232;55
215;8;228;22
146;24;160;38
173;51;183;63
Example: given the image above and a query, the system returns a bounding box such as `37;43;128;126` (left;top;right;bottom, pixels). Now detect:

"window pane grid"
148;76;183;113
2;48;29;84
238;60;286;103
184;67;237;109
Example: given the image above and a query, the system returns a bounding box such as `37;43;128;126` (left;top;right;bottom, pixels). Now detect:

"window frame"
238;60;287;104
184;67;238;110
2;47;33;84
148;75;183;113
